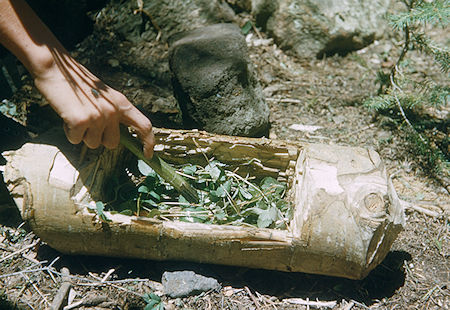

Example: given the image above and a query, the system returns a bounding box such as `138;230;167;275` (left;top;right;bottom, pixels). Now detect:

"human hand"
0;0;154;158
34;51;155;158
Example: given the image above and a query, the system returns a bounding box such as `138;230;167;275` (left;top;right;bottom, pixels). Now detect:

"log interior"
152;128;299;185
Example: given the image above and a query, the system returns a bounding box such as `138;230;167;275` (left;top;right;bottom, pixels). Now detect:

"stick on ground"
50;267;71;310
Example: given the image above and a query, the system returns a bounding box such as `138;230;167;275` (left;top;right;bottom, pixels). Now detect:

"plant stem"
120;125;199;204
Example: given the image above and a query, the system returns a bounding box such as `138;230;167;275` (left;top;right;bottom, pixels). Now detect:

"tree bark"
2;127;404;280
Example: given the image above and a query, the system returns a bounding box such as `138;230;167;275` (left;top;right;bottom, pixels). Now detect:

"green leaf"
144;303;155;310
183;165;197;175
149;293;161;302
209;190;220;202
143;293;152;304
242;207;263;216
138;185;150;194
119;209;133;216
147;209;161;218
239;187;253;200
214;180;232;198
257;206;278;228
141;199;158;207
260;177;285;195
180;207;208;223
205;162;222;182
156;303;165;310
138;159;155;176
144;174;158;187
255;200;268;210
95;201;110;222
178;195;190;205
276;199;289;212
143;293;164;310
214;209;227;221
148;190;161;201
241;20;252;35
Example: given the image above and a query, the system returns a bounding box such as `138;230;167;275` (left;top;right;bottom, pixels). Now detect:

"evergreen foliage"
364;0;449;185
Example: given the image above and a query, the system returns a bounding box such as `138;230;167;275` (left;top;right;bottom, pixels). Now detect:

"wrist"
26;46;61;79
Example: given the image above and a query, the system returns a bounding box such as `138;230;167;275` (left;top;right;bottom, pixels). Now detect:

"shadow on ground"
0;204;411;307
34;243;411;306
1;194;411;307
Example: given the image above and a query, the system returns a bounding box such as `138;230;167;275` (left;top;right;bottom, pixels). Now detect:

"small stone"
162;271;221;298
108;58;120;68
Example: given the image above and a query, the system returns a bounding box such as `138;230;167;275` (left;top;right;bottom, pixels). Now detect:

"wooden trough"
2;128;405;280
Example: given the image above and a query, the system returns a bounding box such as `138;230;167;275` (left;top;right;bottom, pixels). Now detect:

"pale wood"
2;128;405;280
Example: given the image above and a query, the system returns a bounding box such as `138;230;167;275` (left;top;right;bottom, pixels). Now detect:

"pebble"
162;271;221;298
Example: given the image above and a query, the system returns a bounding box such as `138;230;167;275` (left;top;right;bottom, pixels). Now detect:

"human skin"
0;0;154;158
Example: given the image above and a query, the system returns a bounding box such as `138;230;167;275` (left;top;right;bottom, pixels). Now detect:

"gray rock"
169;24;270;137
162;271;221;298
99;0;237;43
253;0;391;58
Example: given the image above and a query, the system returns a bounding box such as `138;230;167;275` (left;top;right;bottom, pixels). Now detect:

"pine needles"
364;0;449;189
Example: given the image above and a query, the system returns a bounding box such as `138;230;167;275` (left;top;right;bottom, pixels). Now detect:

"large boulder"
98;0;238;43
168;24;270;137
253;0;391;58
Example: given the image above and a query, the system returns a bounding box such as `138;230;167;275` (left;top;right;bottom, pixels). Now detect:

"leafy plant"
364;0;449;187
143;293;164;310
101;158;292;230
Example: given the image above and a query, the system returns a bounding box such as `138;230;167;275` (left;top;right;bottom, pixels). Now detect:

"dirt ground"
0;7;448;310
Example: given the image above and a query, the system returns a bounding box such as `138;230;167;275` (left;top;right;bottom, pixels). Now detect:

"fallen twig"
340;300;355;310
101;268;115;282
266;97;303;104
50;267;71;310
283;298;337;309
245;286;261;309
0;240;39;263
22;272;50;307
401;200;443;217
64;295;109;310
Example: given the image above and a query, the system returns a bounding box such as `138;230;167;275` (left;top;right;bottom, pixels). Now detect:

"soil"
0;5;448;310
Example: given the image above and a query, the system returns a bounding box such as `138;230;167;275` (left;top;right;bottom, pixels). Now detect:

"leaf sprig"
104;159;292;230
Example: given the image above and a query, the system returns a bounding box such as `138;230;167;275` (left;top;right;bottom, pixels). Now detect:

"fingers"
118;95;155;158
126;114;155;159
62;90;154;158
33;52;153;155
63;122;86;145
102;120;120;149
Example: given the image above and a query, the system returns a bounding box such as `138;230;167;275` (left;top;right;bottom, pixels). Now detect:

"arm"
0;0;154;158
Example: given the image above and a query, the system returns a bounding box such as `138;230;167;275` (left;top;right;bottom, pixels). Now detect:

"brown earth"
0;7;448;310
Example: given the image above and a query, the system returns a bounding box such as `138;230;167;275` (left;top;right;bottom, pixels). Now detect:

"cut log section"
2;128;405;279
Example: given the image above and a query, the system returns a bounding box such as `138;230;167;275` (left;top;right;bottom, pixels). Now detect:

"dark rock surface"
169;23;270;137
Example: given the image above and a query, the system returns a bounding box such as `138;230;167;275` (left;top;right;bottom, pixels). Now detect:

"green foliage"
90;201;111;222
365;83;449;111
143;293;164;310
0;99;17;117
389;0;450;29
365;0;449;182
412;32;450;72
406;129;448;175
100;159;292;230
241;20;253;35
